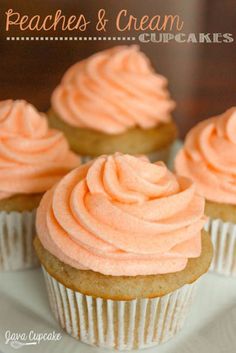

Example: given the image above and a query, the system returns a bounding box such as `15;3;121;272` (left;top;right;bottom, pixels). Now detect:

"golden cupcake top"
51;45;175;134
0;99;80;200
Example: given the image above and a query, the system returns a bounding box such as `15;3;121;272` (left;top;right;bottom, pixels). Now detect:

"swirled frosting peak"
0;99;80;200
36;153;206;276
175;107;236;204
51;45;175;134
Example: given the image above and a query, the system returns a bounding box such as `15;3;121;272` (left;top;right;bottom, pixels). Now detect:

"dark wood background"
0;0;235;137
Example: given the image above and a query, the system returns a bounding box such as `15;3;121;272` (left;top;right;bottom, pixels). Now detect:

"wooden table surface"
0;0;235;137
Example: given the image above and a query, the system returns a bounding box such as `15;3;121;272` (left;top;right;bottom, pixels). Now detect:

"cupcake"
34;153;212;350
0;99;80;271
175;107;236;276
49;45;177;163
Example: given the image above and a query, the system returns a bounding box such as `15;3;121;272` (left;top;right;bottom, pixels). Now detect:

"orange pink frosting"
0;100;80;200
36;153;206;276
51;45;175;134
175;107;236;205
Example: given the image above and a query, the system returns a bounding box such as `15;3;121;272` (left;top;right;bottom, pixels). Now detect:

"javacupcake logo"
3;8;234;43
5;330;62;349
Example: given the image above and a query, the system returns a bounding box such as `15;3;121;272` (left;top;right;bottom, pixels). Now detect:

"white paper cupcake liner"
42;266;199;350
205;218;236;277
0;209;39;271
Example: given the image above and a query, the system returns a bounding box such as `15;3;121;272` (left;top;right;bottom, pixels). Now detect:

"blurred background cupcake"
49;45;177;162
35;153;212;350
0;99;80;271
175;107;236;277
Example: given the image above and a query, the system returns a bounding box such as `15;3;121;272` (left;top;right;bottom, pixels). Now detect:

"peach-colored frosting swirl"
36;153;205;276
175;107;236;205
51;45;175;134
0;100;80;200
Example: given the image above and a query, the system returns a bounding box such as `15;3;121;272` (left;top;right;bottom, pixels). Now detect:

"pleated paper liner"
0;210;39;271
42;266;199;350
205;218;236;277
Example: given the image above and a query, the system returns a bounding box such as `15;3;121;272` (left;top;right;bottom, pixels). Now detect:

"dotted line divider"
6;36;136;41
